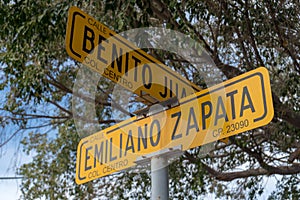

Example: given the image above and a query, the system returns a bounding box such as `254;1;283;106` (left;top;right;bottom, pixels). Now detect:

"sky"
0;178;21;200
0;142;26;200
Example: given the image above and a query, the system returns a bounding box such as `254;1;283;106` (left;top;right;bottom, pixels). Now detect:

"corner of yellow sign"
257;66;275;123
75;177;84;185
69;5;81;13
220;137;229;144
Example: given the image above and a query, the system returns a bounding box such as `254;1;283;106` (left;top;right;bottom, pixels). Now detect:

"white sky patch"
0;138;33;200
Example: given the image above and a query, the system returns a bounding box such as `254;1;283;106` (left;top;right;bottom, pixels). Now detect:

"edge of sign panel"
181;67;274;125
81;67;274;138
185;66;274;150
65;6;201;94
75;67;274;184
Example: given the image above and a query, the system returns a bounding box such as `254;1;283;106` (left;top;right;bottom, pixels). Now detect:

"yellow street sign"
65;6;201;104
76;67;274;184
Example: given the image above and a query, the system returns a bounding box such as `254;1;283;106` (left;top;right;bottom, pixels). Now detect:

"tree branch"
201;161;300;181
265;1;300;72
184;151;300;181
48;99;72;116
175;3;215;56
244;0;265;67
289;147;300;163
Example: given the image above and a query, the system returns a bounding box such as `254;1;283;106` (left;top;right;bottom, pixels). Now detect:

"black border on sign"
77;141;88;181
106;71;268;134
67;8;200;92
77;70;270;183
69;11;85;59
108;33;201;92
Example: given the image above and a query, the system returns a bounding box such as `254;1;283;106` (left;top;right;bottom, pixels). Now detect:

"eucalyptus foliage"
0;0;299;199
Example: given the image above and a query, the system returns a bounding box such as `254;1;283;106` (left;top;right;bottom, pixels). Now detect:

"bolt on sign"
76;67;274;184
65;6;201;104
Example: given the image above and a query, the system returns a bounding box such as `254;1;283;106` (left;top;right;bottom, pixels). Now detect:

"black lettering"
119;133;123;158
175;83;179;97
132;56;141;82
94;141;104;167
181;88;187;98
97;35;108;64
85;146;92;171
105;139;108;163
150;120;161;146
87;18;93;25
122;78;128;87
109;70;114;79
125;130;135;156
169;79;173;97
186;107;199;135
83;26;95;53
124;52;129;76
109;138;117;162
214;96;229;125
202;101;212;130
142;64;152;89
159;76;168;98
115;74;120;81
138;124;148;151
240;86;255;117
104;68;109;76
111;44;123;73
226;90;238;120
171;111;182;140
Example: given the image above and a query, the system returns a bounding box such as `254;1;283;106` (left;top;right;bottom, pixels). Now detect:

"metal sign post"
135;146;183;200
151;156;169;200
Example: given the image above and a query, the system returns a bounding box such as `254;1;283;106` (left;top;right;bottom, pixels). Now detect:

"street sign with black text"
76;67;274;184
66;6;201;104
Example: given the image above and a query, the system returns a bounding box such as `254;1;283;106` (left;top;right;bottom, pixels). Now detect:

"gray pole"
151;155;169;200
